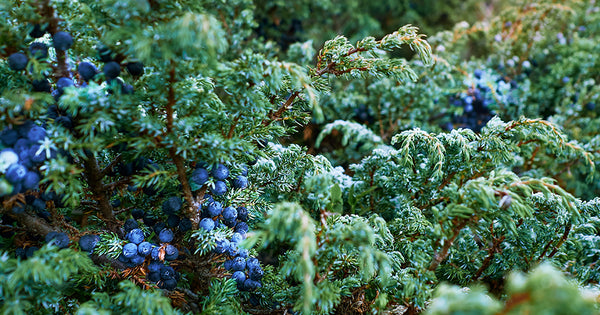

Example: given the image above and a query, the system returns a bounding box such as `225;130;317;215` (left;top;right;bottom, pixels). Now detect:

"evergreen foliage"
1;0;600;314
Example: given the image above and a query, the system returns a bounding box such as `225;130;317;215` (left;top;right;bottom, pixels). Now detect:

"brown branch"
474;236;505;280
262;91;300;127
8;211;54;237
100;153;123;177
82;150;120;235
547;223;572;258
428;218;469;271
226;114;241;139
166;60;176;133
163;60;198;228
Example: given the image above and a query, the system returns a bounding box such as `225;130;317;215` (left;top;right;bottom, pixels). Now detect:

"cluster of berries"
444;69;496;132
0;120;54;196
15;230;73;259
192;163;263;291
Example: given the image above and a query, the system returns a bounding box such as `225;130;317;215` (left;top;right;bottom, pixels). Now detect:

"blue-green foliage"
0;245;100;314
1;0;600;314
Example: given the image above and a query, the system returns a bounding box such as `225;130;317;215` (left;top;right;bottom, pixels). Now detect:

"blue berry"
25;246;39;258
30;24;46;38
586;102;596;111
211;180;227;196
212;164;229;180
235;222;249;234
46;232;70;248
160;279;178;290
232;175;248;189
17;121;35;138
237;206;248;222
224;217;237;228
165;244;179;260
153;222;166;234
158;228;174;243
206;201;223;217
224;259;233;270
237;248;249;258
241;165;248;176
29;42;49;59
148;261;162;273
131;208;145;219
243;279;261;290
178;218;192;232
29;145;46;164
213;238;230;254
130;254;145;265
232;257;246;271
222;206;237;222
124;218;139;232
12;203;25;214
227;242;238;256
0;129;19;146
138;241;152;256
56;77;74;95
126;61;144;76
127;228;145;244
191;167;209;186
27;126;46;143
32;78;51;92
118;253;130;263
78;62;98;81
160;265;176;280
199;218;215;231
162;196;182;215
122;243;138;258
232;271;246;284
143;213;157;226
249;266;264;281
0;149;19;172
8;53;28;71
147;271;161;282
53;31;73;51
18;150;33;169
231;232;245;243
246;257;260;271
167;215;180;228
103;61;121;80
31;198;46;211
22;171;40;190
6;164;27;184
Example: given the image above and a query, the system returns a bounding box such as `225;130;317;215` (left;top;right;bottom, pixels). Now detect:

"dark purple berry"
53;31;73;51
56;77;74;94
32;78;51;92
29;42;49;59
212;164;229;180
30;24;47;38
8;53;28;71
122;242;138;258
22;171;40;190
126;61;144;76
78;62;98;81
0;129;19;146
162;196;182;215
103;61;120;80
211;180;227;196
6;164;27;184
79;234;100;252
158;228;174;243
